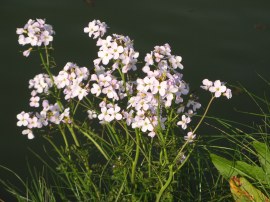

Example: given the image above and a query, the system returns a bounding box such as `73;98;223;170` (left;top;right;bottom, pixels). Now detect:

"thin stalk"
67;124;80;147
156;165;173;202
74;126;109;160
106;124;121;145
193;96;215;134
131;129;140;184
148;139;153;178
58;125;69;149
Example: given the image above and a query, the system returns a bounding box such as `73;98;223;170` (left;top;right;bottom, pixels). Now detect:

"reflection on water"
1;0;270;199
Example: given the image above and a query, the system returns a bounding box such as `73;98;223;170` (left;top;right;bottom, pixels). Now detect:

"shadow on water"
1;0;270;200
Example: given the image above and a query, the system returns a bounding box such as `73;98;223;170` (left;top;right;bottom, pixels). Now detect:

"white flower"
77;87;88;100
98;107;112;122
209;80;227;98
144;53;154;65
141;118;154;132
223;88;232;99
148;131;156;138
87;110;97;119
110;42;124;59
16;19;55;48
40;30;53;46
201;79;213;90
22;129;34;139
177;115;191;130
23;48;32;57
98;48;113;65
84;21;99;37
84;20;107;39
184;132;196;143
27;116;39;128
107;105;122;120
30;96;40;108
152;80;167;96
91;83;101;96
17;112;30;127
169;55;183;69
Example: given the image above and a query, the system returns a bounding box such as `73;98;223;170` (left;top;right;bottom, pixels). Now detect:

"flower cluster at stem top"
16;19;55;57
16;19;232;141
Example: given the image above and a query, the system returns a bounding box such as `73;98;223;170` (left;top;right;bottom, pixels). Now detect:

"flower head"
84;20;107;39
16;19;55;56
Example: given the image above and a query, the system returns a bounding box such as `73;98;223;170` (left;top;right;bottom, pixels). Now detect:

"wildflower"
91;83;102;96
110;42;124;60
201;79;213;90
16;19;55;56
23;48;32;57
29;96;40;108
98;106;112;123
87;110;97;119
223;88;232;99
22;129;34;139
107;104;122;121
209;80;227;98
17;111;30;127
148;131;156;138
84;20;107;39
177;115;191;130
141;117;154;132
184;132;196;142
27;116;39;128
98;48;113;65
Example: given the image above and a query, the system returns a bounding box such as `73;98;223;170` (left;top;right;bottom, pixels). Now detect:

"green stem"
193;96;215;134
156;165;173;202
58;125;69;149
131;129;140;184
148;139;153;178
74;125;109;160
67;124;80;147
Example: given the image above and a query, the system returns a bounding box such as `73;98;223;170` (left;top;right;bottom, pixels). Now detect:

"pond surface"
1;0;270;199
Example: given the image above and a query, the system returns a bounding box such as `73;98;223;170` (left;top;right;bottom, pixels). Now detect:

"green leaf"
252;141;270;175
234;161;267;184
210;153;238;180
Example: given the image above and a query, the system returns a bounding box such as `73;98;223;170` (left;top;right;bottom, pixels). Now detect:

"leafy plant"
211;140;270;201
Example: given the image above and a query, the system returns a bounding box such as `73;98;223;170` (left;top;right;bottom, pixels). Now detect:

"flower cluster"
17;62;89;139
17;101;70;139
82;20;202;138
16;19;55;57
124;44;202;137
201;79;232;99
16;19;232;143
84;19;107;39
54;62;90;100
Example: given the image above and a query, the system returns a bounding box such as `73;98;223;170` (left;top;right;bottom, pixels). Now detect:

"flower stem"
131;129;140;184
156;164;173;202
59;125;69;149
67;124;80;147
193;96;215;134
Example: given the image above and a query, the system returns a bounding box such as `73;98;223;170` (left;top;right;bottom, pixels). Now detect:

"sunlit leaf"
210;154;238;180
230;176;269;202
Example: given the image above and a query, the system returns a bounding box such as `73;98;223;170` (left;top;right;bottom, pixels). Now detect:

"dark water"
1;0;270;200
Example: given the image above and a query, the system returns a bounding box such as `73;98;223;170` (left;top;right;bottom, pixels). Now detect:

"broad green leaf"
234;161;267;184
230;176;269;202
210;153;238;180
252;141;270;175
